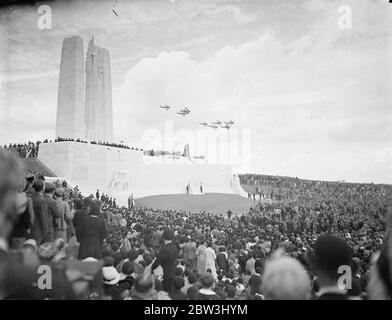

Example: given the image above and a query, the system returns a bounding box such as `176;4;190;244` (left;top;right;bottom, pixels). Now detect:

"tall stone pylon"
85;36;113;142
55;35;85;140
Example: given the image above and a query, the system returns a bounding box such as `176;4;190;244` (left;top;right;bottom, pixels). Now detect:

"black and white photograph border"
0;0;391;306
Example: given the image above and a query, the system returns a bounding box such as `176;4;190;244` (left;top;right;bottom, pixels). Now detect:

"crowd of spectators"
143;149;183;157
1;141;40;158
0;148;391;300
240;174;391;202
1;139;144;157
54;137;141;151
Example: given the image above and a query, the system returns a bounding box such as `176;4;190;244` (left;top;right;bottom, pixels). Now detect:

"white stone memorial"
42;35;248;204
55;36;85;140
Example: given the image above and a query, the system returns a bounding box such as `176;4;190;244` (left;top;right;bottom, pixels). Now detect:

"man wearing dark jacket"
76;202;107;259
31;180;48;245
216;247;228;273
73;198;91;235
152;228;178;294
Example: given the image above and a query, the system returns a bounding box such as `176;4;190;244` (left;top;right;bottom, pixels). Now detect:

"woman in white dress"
204;241;217;278
196;241;207;275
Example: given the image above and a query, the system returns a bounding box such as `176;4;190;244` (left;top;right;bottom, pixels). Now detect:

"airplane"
207;124;218;129
177;108;191;116
212;120;221;125
199;121;208;126
221;123;231;129
159;104;170;110
225;120;234;125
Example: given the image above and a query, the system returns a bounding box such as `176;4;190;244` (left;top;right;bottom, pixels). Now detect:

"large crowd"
240;173;391;202
54;137;140;150
0;148;391;300
1;139;144;158
2;141;40;158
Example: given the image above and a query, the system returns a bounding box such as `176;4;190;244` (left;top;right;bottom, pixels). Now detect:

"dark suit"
73;209;88;236
249;273;262;296
216;253;228;273
76;215;107;260
152;242;178;294
43;194;61;242
30;193;48;245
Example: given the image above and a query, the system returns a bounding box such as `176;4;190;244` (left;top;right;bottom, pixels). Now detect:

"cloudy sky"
0;0;391;183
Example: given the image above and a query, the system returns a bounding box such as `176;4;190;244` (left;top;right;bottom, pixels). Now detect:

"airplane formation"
202;120;235;130
177;107;191;116
159;104;234;129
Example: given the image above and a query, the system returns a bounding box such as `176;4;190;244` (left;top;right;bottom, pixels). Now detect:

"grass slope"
135;193;254;215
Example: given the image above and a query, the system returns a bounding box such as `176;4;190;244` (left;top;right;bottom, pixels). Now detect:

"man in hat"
151;228;178;294
43;183;61;242
310;235;352;300
102;265;122;300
